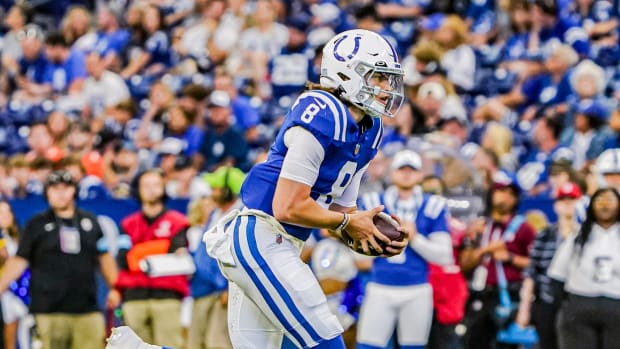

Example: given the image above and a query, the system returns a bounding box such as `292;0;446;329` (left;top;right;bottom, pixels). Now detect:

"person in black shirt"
0;170;119;349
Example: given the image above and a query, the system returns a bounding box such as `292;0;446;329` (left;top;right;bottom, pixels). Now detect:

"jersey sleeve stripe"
314;90;348;142
372;118;383;149
303;91;342;141
424;195;446;219
366;192;382;210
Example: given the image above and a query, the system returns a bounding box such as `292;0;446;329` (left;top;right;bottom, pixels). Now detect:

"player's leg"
356;283;398;349
225;215;344;348
227;281;285;348
396;283;433;349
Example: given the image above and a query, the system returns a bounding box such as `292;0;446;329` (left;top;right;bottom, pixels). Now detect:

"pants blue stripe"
356;344;384;349
244;216;324;343
232;216;308;347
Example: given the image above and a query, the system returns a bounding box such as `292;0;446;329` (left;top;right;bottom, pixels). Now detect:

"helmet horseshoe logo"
333;35;362;62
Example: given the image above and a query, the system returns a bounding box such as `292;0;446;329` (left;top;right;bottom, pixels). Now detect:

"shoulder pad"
358;191;382;211
289;90;350;142
423;194;447;219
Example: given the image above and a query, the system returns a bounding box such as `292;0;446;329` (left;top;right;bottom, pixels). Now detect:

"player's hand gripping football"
344;206;409;256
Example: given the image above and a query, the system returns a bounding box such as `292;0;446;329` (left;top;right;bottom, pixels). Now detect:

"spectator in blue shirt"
10;25;53;102
196;91;249;172
473;45;578;125
213;72;262;146
269;17;313;101
565;0;619;67
265;16;314;129
560;99;612;170
164;105;204;157
44;31;88;95
517;114;575;196
499;0;543;79
121;4;171;79
529;0;590;59
94;5;130;71
519;45;578;118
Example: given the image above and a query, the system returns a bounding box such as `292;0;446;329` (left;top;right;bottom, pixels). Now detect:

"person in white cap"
356;149;453;349
594;148;620;190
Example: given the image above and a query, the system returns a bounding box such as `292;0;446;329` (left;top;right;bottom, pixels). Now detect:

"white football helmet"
320;29;404;118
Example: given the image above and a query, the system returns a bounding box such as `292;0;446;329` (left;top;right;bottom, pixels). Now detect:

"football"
340;212;404;256
373;212;405;242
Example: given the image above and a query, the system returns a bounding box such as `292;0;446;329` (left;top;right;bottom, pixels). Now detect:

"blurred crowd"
0;0;620;348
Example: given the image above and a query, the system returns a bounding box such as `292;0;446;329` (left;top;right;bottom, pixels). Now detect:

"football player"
203;29;410;349
356;150;453;349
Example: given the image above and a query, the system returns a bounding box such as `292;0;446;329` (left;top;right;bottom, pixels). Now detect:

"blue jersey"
467;0;496;35
144;31;172;67
46;49;87;93
537;17;590;58
517;145;575;191
359;186;449;286
19;53;51;84
520;71;573;111
94;29;130;57
563;1;615;27
241;90;383;241
269;46;314;99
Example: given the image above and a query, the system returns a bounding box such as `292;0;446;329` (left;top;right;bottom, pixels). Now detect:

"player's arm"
328;162;369;216
273;127;389;253
274;179;388;254
411;232;453;266
409;197;453;266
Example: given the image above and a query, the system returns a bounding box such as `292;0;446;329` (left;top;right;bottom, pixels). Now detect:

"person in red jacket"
113;169;190;349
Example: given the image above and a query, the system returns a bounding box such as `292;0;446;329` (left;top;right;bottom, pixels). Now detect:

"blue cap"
420;13;445;31
577;99;609;121
285;16;311;33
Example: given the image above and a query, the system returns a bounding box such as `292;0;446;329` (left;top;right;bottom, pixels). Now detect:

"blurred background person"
356;150;453;349
516;182;583;349
0;171;119;349
187;166;245;349
115;170;190;349
548;188;620;349
0;200;31;349
459;172;536;349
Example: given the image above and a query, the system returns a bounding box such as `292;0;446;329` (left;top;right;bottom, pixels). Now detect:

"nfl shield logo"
354;144;360;155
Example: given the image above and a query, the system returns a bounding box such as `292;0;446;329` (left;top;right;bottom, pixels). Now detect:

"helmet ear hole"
337;72;350;81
